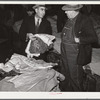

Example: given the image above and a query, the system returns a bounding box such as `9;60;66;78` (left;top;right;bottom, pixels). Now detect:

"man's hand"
74;37;80;43
26;33;36;41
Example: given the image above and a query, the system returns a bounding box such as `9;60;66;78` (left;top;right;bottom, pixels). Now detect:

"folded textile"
25;34;55;57
7;69;65;91
0;63;14;72
29;37;48;54
89;62;100;76
34;34;55;46
0;54;57;72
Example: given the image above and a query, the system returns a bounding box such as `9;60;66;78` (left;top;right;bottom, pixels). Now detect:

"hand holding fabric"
26;33;36;41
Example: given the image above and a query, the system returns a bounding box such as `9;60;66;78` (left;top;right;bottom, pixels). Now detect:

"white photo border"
0;1;100;99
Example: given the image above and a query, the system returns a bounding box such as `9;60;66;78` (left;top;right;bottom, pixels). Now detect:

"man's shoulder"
24;15;34;21
80;13;90;21
77;13;92;26
22;15;35;25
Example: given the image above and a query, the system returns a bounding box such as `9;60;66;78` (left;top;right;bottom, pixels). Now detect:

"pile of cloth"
25;34;55;57
0;54;65;91
29;37;48;54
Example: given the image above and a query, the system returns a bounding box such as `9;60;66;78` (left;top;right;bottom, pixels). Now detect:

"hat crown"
62;4;83;11
66;4;81;7
32;4;46;9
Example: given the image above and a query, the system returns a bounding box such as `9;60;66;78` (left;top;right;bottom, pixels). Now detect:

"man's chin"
40;15;45;18
41;16;44;18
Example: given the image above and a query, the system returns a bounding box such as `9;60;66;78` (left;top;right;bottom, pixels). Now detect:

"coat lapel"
39;18;45;28
38;18;46;32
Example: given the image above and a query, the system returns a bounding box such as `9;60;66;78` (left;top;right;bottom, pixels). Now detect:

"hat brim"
32;5;47;10
62;5;83;11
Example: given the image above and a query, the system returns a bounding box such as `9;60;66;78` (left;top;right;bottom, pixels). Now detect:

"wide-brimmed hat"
32;4;47;10
62;4;83;11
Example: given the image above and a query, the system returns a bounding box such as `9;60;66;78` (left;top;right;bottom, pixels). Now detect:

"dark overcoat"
19;15;52;43
18;15;52;56
60;12;98;91
74;13;97;65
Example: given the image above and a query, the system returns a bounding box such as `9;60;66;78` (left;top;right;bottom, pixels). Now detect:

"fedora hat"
62;4;83;11
32;4;47;10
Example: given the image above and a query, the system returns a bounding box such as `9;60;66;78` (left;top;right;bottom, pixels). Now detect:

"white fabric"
89;62;100;76
0;63;13;72
0;54;56;72
7;69;64;91
33;34;55;46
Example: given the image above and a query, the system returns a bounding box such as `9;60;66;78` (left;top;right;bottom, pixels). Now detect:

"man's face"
65;10;79;19
35;6;46;18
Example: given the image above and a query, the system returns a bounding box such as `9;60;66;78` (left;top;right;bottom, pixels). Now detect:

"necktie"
37;19;40;27
35;19;39;33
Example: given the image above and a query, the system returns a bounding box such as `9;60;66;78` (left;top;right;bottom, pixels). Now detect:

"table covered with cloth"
0;54;65;92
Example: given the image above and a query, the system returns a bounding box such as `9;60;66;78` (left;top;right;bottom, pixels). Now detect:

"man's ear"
35;8;38;13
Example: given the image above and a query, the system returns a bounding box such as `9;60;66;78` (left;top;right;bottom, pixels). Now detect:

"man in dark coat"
60;4;97;91
19;4;52;61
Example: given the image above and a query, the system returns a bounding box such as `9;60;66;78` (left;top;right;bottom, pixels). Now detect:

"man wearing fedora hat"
19;4;52;61
60;4;97;91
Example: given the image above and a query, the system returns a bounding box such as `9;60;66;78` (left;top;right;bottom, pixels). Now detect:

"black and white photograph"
0;0;100;98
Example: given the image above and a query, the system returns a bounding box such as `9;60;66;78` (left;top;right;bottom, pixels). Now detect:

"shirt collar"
68;12;79;22
35;16;42;25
